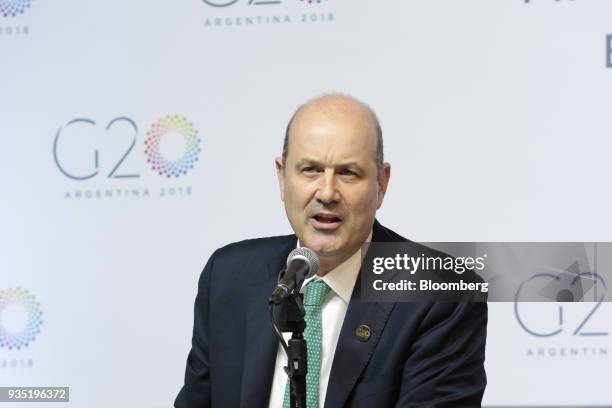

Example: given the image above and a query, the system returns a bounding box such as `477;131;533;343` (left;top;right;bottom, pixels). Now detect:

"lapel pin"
356;324;371;342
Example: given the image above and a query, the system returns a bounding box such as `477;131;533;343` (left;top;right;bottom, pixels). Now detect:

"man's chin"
300;234;342;256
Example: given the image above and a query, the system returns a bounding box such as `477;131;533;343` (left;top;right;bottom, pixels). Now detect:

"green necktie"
282;280;331;408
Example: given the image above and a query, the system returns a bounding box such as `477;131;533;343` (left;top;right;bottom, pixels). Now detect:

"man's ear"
376;163;391;209
275;157;285;202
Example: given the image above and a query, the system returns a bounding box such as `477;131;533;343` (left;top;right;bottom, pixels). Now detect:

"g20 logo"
514;273;608;337
0;0;33;17
53;115;201;180
0;288;43;351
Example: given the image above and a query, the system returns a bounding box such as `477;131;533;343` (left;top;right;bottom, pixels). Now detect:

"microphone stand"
269;271;308;408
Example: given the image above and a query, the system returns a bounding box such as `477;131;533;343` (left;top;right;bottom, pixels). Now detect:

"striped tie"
282;279;331;408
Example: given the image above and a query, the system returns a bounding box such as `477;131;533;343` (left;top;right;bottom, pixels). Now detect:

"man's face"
276;101;390;272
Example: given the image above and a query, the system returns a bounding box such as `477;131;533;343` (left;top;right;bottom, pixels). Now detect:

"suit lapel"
324;220;398;408
323;278;396;408
240;236;296;408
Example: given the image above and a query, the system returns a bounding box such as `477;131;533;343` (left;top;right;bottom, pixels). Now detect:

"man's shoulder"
372;219;410;243
217;233;296;254
210;233;297;268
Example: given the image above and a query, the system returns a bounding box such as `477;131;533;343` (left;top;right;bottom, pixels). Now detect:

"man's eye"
302;167;319;174
340;169;358;177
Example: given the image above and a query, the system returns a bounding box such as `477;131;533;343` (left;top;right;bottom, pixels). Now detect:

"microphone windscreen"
286;247;320;278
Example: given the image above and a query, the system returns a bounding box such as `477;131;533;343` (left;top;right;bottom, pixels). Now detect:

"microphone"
268;247;320;305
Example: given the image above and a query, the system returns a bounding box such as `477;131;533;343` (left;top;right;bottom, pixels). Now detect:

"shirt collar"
299;230;372;304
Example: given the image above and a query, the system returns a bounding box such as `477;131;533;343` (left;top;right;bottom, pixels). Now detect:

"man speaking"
175;94;487;407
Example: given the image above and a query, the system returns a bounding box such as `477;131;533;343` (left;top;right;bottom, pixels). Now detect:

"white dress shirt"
267;233;371;408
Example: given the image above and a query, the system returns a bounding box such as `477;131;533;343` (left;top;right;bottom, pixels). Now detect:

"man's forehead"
290;120;374;156
287;126;377;170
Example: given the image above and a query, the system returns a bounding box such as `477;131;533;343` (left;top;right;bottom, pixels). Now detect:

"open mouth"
313;214;342;223
310;213;343;230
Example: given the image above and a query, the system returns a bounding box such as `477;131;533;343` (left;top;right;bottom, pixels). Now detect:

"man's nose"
315;169;339;204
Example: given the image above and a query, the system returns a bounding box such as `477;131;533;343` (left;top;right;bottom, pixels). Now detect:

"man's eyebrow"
294;159;364;170
335;162;362;169
294;158;321;167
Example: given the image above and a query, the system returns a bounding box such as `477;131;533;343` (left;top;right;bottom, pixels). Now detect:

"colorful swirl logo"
0;0;33;17
0;288;43;350
144;115;201;178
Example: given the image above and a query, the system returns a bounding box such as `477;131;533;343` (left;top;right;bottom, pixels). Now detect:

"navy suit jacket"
175;221;487;407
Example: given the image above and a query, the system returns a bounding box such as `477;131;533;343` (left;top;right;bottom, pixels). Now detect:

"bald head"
282;93;384;177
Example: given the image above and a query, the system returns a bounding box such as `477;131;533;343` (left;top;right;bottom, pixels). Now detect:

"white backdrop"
1;0;612;406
